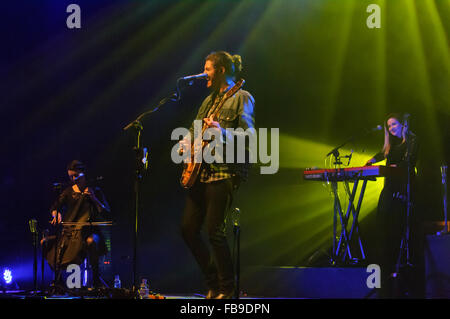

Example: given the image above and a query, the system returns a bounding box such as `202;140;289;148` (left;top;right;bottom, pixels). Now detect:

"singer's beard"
207;74;226;92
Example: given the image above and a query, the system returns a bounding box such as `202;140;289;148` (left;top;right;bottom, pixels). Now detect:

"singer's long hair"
205;51;243;80
382;113;407;157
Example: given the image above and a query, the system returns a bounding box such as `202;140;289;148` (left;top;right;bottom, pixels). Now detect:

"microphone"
403;113;411;136
142;147;149;170
178;73;208;81
232;208;241;227
343;149;353;165
371;125;383;131
74;172;85;181
29;219;37;234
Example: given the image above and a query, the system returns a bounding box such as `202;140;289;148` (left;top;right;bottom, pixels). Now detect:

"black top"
372;133;418;192
50;186;110;223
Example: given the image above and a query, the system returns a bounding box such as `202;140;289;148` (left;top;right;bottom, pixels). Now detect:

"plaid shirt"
199;164;232;183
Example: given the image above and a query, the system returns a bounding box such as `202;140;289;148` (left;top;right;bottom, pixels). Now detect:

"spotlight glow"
3;268;12;284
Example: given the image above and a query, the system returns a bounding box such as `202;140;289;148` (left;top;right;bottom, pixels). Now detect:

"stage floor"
0;290;300;300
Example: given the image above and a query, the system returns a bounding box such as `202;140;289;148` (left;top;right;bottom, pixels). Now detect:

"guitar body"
180;138;208;188
180;162;202;189
180;79;245;189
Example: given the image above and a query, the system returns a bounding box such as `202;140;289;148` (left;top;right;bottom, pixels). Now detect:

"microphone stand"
232;208;241;299
326;139;352;266
326;125;382;159
437;165;448;235
404;119;413;267
47;183;64;296
328;148;342;266
41;230;48;294
28;219;39;295
393;116;415;297
325;128;375;265
123;92;179;296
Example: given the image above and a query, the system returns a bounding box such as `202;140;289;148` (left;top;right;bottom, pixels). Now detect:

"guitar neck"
209;79;245;120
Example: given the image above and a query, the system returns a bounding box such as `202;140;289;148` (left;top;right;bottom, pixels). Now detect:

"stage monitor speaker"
241;266;375;299
424;234;450;298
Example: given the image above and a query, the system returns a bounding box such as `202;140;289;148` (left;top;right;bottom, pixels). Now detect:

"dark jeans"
181;178;235;293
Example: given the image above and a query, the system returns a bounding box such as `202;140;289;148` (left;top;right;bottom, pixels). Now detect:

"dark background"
0;0;448;293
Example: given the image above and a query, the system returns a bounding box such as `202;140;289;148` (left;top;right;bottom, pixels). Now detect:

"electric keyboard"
303;165;401;182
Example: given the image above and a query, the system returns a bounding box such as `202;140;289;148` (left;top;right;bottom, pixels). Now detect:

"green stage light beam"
318;0;356;140
405;0;444;161
416;0;450;115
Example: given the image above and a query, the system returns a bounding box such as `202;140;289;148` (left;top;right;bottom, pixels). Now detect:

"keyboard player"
365;113;418;298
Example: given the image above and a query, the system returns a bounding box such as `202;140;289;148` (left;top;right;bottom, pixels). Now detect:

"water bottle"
114;275;121;288
139;278;149;299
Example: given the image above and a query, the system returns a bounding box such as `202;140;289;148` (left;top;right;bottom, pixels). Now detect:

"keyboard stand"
329;172;369;265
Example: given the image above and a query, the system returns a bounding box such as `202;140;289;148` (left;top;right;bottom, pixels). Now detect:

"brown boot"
215;291;234;299
205;290;219;299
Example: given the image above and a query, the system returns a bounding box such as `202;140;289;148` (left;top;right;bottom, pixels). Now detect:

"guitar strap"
202;90;229;177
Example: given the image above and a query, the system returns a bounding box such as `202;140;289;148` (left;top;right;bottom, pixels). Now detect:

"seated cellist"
44;160;110;289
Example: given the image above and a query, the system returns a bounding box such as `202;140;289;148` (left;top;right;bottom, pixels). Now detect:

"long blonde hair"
382;113;407;157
